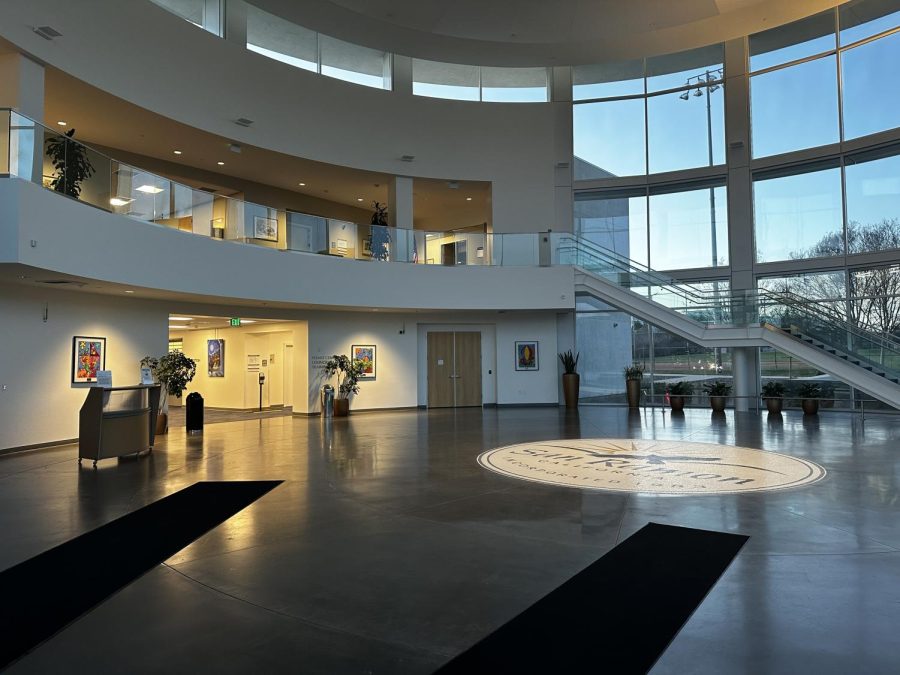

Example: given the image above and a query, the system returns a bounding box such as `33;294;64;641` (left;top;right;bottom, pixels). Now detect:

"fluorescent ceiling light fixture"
136;185;164;194
109;197;133;206
239;319;256;324
169;316;193;321
56;121;67;126
124;290;135;294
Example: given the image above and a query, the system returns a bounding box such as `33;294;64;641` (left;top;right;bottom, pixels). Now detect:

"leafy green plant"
322;354;366;399
797;382;822;399
668;381;693;396
558;350;579;374
623;363;645;381
761;381;785;398
703;380;732;396
141;352;197;411
45;128;95;198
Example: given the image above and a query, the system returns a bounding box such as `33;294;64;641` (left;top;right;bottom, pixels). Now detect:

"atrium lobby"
2;0;900;672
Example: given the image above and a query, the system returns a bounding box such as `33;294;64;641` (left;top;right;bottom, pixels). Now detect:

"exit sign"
230;318;241;327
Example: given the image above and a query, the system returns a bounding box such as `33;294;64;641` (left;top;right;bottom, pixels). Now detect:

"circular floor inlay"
478;439;826;495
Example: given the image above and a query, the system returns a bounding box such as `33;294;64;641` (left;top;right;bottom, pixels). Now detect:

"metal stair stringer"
574;268;900;409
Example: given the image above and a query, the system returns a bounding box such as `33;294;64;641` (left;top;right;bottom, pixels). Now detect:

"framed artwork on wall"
515;341;539;371
72;336;106;383
208;339;225;377
253;216;278;242
352;344;376;379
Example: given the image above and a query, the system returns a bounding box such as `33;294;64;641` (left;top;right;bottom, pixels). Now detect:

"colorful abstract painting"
208;339;225;377
352;344;376;379
515;341;539;371
72;336;106;383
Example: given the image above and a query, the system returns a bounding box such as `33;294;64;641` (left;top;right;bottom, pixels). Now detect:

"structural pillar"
0;53;45;182
388;175;414;261
733;347;760;412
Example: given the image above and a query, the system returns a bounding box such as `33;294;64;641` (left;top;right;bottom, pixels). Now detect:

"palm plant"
45;128;95;198
323;354;366;399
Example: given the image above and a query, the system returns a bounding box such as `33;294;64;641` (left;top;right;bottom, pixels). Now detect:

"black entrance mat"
436;522;748;674
0;480;282;669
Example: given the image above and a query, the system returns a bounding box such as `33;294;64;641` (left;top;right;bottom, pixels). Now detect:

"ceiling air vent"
38;279;83;287
233;118;254;127
33;26;62;40
400;155;415;162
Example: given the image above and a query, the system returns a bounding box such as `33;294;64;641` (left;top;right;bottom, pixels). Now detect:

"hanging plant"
45;128;95;198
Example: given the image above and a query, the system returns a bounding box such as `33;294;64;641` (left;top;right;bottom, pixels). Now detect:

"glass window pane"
481;67;547;102
412;59;479;100
849;263;900;334
758;272;847;320
572;59;644;100
842;31;900;140
648;183;728;270
320;35;389;89
246;4;317;72
647;83;724;174
573;99;646;179
753;165;844;262
845;151;900;254
840;0;900;45
150;0;220;35
574;189;648;267
749;10;836;71
646;44;723;92
750;55;839;158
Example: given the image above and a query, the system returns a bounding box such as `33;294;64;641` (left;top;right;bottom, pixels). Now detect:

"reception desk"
78;385;161;467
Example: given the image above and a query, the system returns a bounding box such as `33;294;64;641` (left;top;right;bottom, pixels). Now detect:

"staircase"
559;236;900;409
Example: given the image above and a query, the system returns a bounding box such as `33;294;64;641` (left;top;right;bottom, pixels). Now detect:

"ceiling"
40;62;490;229
248;0;843;65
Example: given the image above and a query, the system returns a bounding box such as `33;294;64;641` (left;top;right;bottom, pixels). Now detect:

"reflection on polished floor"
2;407;899;673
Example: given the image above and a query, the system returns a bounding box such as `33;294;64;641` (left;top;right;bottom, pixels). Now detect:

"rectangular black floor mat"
0;480;282;669
436;522;748;674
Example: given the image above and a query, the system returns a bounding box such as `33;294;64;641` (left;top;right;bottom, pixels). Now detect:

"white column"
223;0;247;44
733;347;759;412
388;175;414;261
0;52;45;120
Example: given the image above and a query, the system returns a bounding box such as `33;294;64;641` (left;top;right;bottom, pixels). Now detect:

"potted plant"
141;351;197;433
797;382;821;415
322;354;366;416
761;381;786;414
45;128;95;198
703;380;732;413
558;350;580;408
623;363;644;408
668;381;692;412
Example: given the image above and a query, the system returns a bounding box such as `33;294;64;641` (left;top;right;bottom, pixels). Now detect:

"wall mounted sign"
515;341;539;371
230;318;241;327
72;336;106;383
478;438;826;495
352;344;376;379
207;339;225;377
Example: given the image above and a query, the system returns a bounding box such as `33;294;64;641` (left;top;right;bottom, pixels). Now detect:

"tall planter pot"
333;398;350;417
709;396;727;413
670;396;686;412
765;398;783;414
801;399;819;415
562;373;580;408
625;379;641;408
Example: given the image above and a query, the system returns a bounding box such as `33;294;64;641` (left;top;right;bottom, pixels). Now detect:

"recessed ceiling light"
217;161;225;166
240;319;256;324
56;121;67;126
357;197;364;202
298;182;306;186
466;197;473;201
136;185;164;194
169;316;193;321
109;197;133;206
173;150;182;155
124;290;135;294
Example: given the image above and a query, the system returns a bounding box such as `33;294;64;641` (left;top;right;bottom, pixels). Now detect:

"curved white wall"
0;0;568;233
0;179;574;312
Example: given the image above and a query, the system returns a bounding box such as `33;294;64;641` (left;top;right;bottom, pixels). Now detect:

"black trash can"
186;392;204;433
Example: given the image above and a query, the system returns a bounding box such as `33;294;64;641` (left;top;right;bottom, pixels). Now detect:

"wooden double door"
427;331;482;408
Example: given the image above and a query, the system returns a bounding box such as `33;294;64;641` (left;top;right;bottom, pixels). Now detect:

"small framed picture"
253;215;278;242
208;339;225;377
352;344;376;380
515;341;539;371
72;336;107;383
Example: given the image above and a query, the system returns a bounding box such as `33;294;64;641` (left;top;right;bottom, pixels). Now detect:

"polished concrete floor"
2;407;899;673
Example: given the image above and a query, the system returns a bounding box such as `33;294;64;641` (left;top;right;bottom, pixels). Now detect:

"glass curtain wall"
150;0;221;35
411;60;548;102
